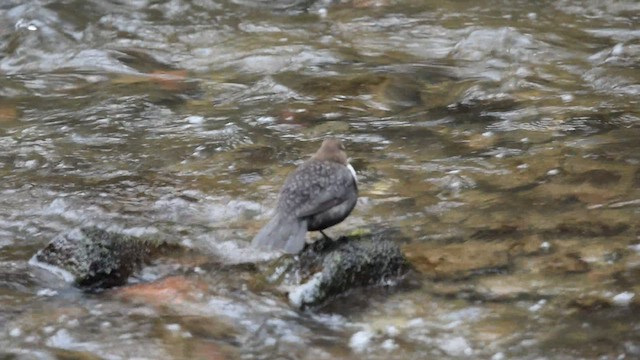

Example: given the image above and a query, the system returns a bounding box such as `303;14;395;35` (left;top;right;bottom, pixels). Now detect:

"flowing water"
1;0;640;359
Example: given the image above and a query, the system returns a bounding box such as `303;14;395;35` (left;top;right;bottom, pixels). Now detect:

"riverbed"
1;0;639;359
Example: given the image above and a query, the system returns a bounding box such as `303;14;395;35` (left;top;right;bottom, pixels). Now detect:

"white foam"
612;43;624;56
561;94;574;103
441;307;483;325
628;243;640;253
438;336;473;357
256;116;276;124
612;292;635;306
185;115;205;124
37;288;58;297
311;313;347;331
43;198;68;215
206;297;248;320
165;324;181;332
349;329;375;353
28;254;75;283
386;325;400;337
280;332;304;345
45;329;74;349
407;318;425;328
528;299;547;312
381;339;398;351
288;272;323;308
209;239;281;265
121;226;159;237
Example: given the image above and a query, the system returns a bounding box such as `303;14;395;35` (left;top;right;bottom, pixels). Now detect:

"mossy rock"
267;233;410;309
34;227;172;289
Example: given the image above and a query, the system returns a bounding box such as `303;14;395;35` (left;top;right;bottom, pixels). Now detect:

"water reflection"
1;0;640;359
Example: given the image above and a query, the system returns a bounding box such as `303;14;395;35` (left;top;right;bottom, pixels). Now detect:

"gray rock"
33;225;410;307
33;227;166;289
268;233;410;308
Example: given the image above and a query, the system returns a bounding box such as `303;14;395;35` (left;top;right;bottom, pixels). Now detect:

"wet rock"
33;227;172;290
266;233;410;308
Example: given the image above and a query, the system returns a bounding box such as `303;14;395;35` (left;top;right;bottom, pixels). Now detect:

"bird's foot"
319;230;333;241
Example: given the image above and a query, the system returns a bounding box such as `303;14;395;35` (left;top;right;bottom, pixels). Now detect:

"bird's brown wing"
278;161;356;219
296;195;345;219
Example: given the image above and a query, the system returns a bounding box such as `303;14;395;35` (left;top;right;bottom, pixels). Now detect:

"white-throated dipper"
252;138;358;254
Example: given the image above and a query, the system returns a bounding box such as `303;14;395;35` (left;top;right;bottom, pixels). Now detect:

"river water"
1;0;639;359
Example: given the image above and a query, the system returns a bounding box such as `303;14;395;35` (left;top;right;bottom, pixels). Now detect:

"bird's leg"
319;230;333;241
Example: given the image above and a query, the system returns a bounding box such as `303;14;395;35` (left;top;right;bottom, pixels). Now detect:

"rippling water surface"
1;0;640;359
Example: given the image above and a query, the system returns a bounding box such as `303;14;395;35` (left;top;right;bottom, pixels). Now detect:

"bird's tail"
251;213;307;254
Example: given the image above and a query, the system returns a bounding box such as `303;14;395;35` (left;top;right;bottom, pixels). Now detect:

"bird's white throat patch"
347;163;357;182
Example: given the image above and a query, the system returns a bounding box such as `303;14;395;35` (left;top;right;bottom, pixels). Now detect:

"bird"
251;138;358;254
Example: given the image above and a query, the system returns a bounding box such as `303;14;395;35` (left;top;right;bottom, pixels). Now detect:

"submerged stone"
33;227;168;289
267;233;410;309
402;240;512;280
